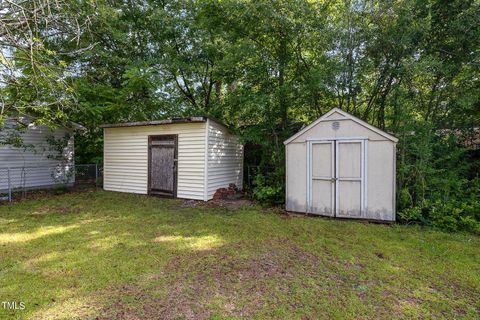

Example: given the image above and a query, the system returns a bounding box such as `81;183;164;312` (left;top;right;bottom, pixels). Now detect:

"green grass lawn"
0;191;479;319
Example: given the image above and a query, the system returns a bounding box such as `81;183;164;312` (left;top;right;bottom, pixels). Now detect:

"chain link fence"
0;164;102;202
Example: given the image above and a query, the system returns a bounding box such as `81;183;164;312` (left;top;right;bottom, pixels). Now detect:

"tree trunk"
278;35;288;130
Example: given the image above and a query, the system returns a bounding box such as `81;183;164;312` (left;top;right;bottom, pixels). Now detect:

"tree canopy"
1;0;479;232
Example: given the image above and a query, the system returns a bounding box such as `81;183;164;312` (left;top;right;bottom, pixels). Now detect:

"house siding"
103;122;206;200
0;118;75;191
206;120;243;200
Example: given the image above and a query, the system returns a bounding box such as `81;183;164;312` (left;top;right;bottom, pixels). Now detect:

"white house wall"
206;120;243;200
103;123;207;200
0;118;75;191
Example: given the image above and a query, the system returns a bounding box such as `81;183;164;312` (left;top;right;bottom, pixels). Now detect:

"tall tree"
0;0;95;127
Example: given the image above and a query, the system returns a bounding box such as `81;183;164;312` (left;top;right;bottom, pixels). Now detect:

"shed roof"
100;116;206;128
100;116;231;130
284;108;398;145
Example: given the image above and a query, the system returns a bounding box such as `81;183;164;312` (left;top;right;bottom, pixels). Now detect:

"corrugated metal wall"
0;118;75;190
103;123;207;200
206;120;243;199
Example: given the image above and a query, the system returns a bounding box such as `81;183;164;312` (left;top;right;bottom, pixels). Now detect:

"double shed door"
148;135;178;197
308;139;366;218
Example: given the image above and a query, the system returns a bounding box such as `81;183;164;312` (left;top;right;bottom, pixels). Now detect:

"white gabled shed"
284;108;398;221
101;117;243;201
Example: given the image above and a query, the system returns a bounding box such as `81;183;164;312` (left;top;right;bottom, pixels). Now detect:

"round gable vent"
332;121;340;130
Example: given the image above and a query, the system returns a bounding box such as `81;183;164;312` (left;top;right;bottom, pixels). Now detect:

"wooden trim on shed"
147;134;178;198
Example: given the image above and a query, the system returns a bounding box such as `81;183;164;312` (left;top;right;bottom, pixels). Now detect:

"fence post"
95;163;98;187
7;168;11;202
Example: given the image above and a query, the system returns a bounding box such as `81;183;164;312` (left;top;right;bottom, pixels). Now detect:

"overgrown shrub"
252;174;284;205
398;178;480;234
398;207;423;224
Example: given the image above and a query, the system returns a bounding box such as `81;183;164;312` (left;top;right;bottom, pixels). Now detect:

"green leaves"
1;0;478;231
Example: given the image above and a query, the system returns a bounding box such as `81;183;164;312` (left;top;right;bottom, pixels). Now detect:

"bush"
399;202;479;234
252;174;284;205
398;179;480;234
398;207;423;224
395;124;479;234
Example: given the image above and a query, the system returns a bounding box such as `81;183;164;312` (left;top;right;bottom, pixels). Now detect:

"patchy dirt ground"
176;198;256;211
98;238;330;320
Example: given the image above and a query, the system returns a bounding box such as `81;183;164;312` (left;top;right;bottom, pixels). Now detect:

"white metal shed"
101;117;243;201
284;108;398;221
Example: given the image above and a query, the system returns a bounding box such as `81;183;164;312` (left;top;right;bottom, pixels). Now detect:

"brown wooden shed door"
148;135;177;197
